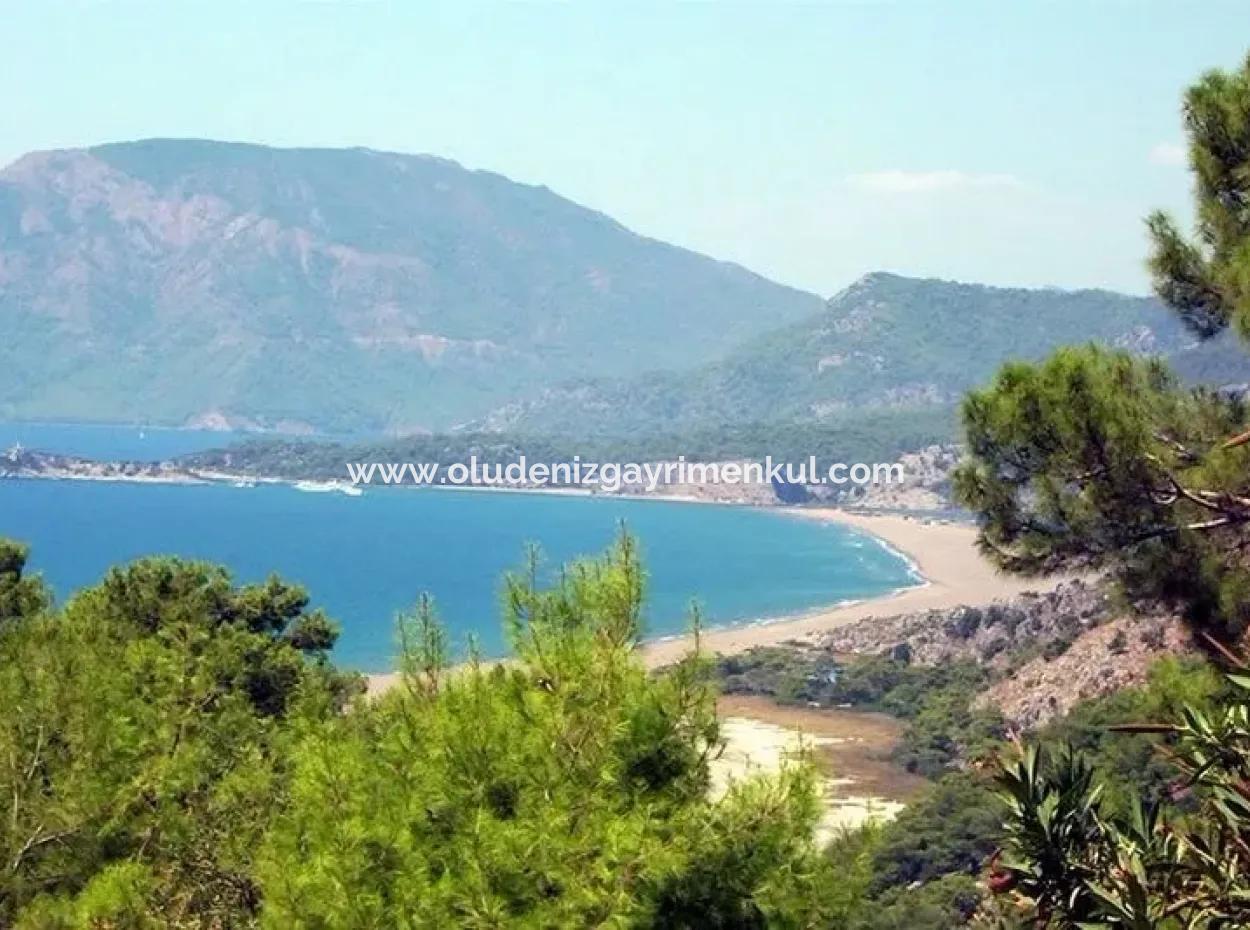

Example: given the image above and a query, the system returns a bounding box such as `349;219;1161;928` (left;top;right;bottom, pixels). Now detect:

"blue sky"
5;1;1249;297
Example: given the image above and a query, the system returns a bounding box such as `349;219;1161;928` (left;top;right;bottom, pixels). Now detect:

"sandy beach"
712;694;930;835
359;505;1047;831
639;508;1051;667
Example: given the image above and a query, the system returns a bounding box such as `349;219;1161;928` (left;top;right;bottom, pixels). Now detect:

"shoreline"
365;508;1051;694
1;461;766;507
639;509;1049;667
5;464;1044;682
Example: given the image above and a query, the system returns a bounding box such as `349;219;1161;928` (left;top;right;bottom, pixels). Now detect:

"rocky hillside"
0;139;820;433
8;141;1241;443
483;272;1248;437
973;615;1194;730
721;579;1195;730
819;579;1120;670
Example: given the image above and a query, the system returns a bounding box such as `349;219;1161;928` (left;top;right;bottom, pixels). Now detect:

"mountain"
480;272;1250;436
0;139;821;433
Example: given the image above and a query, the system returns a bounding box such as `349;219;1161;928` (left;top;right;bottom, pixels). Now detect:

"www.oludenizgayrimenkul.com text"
345;456;905;494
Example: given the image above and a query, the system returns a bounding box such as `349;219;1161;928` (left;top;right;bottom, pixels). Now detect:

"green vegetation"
0;539;48;625
850;873;982;930
713;605;1247;926
953;55;1250;641
817;656;1249;930
179;405;959;490
956;345;1250;636
10;41;1250;930
992;669;1250;928
954;51;1250;927
256;537;835;928
0;535;858;928
1035;657;1225;812
714;644;1009;929
803;655;1002;778
822;826;986;930
0;553;354;927
863;774;1000;892
497;271;1247;438
719;648;1003;778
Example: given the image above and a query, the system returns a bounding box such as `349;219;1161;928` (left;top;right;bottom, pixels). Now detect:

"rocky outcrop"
819;579;1114;669
975;615;1194;730
805;444;960;511
816;578;1195;728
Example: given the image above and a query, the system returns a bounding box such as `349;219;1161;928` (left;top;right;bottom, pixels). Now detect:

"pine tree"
954;55;1250;639
256;536;835;928
959;51;1250;928
0;555;351;928
1148;53;1250;342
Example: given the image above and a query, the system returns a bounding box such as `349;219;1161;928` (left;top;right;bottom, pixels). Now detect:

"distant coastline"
3;447;1020;686
0;448;784;507
1;449;961;520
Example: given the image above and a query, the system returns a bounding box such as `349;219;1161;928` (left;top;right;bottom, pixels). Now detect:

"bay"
1;477;919;672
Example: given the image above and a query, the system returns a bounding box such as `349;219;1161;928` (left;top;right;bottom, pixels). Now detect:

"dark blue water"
0;479;918;671
0;422;247;462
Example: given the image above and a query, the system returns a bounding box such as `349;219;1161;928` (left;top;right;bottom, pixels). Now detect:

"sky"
4;1;1249;298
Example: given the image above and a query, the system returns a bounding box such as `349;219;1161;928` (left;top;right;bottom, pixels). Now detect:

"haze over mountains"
0;138;1244;439
486;273;1249;437
0;139;819;433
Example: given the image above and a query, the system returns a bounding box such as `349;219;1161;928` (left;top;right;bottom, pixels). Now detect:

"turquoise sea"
0;426;920;671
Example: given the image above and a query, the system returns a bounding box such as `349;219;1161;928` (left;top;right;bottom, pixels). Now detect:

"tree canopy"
1148;54;1250;341
0;538;49;626
955;54;1250;640
0;556;351;927
0;537;838;928
954;51;1250;928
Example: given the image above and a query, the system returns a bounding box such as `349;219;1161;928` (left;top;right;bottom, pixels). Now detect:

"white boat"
293;480;363;497
293;480;336;493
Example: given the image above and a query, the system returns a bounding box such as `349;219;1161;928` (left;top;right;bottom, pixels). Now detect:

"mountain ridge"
4;139;1243;440
0;138;822;432
477;270;1247;436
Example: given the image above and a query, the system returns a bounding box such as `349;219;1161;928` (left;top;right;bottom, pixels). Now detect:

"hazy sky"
5;1;1249;297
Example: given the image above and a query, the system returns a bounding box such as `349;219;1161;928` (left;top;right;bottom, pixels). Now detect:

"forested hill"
5;140;1244;443
0;139;821;433
479;272;1249;436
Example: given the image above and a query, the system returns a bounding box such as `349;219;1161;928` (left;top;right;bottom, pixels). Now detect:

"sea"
0;422;920;671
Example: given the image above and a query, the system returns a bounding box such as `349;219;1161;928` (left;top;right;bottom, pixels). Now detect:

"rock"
975;616;1195;729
